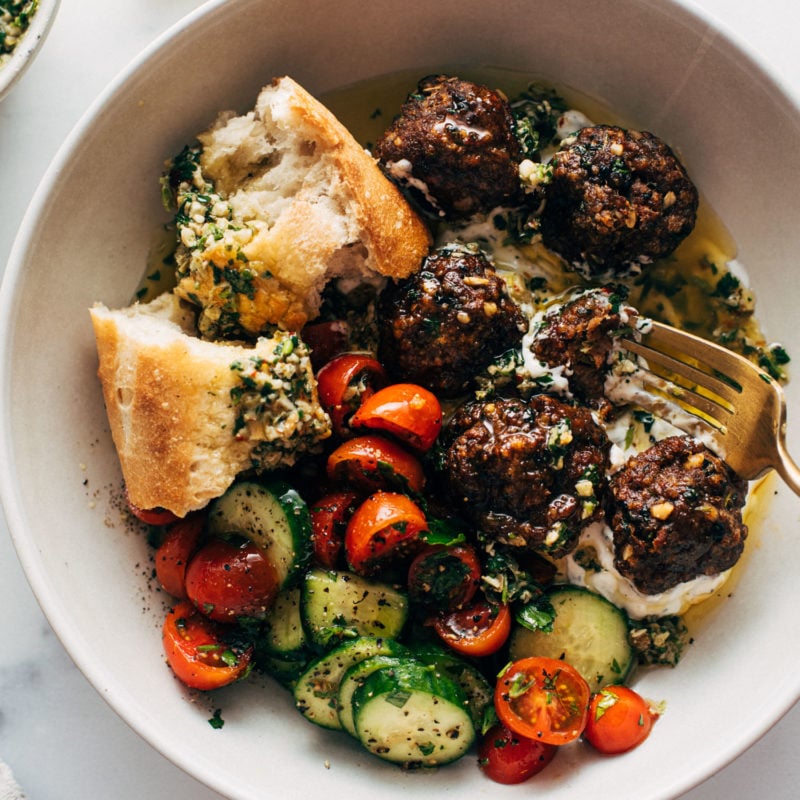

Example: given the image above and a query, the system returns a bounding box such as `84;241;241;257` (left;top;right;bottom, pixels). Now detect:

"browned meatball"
540;125;699;279
440;395;611;558
529;286;641;412
373;75;523;219
377;243;526;397
608;435;748;594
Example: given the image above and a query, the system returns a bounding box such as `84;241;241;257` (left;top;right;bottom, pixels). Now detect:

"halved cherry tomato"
185;538;280;622
495;656;590;746
162;601;253;691
478;723;557;784
316;353;387;438
432;598;511;657
310;491;360;569
155;511;206;599
126;488;179;526
407;544;481;612
584;685;657;754
326;434;425;494
350;382;442;452
344;491;428;575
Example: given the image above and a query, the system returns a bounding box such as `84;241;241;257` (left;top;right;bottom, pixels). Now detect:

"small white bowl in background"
0;0;60;103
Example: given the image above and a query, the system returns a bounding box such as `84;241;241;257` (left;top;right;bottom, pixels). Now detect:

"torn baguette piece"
171;75;432;338
90;293;331;517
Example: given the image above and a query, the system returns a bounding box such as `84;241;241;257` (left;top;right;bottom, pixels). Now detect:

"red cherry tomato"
478;723;557;784
432;599;511;657
407;544;481;612
316;353;387;438
326;434;425;494
300;320;351;370
495;657;590;746
162;601;253;691
155;512;206;599
126;489;179;526
185;538;280;622
310;491;360;569
584;685;657;754
350;383;442;452
344;491;428;575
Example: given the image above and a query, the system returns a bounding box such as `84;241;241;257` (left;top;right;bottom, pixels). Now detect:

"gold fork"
619;320;800;495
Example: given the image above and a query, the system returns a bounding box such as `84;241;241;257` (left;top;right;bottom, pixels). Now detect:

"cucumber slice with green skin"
294;636;409;730
411;643;493;730
352;660;475;767
301;568;409;650
208;481;311;590
260;653;309;690
337;654;411;737
509;585;634;692
261;586;309;659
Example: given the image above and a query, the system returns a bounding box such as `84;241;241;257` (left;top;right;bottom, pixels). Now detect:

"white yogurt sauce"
564;522;730;619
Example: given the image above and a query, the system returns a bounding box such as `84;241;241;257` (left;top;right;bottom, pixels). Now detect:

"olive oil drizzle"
323;66;788;381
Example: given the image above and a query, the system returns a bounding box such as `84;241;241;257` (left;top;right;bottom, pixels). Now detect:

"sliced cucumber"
208;480;311;589
301;568;409;650
509;585;634;692
352;660;475;767
259;653;309;690
261;586;309;659
293;636;408;730
411;643;493;730
337;654;411;737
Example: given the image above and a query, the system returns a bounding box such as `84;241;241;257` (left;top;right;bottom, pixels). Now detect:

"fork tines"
620;322;744;433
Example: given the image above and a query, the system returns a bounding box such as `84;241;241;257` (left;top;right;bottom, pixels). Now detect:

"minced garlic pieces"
649;501;675;520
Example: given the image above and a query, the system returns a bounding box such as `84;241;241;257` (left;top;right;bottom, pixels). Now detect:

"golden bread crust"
273;76;431;281
90;295;330;517
91;76;431;514
174;76;431;336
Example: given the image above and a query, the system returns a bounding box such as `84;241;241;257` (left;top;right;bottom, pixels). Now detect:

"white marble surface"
1;1;799;797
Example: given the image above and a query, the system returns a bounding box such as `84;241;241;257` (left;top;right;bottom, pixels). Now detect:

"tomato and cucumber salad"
139;347;659;780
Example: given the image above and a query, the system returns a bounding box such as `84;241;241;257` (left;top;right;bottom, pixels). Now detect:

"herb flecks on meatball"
528;285;644;413
540;125;699;281
373;75;523;219
440;395;611;558
377;243;526;397
608;435;748;595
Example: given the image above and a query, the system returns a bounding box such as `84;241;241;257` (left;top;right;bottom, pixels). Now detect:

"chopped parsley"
225;341;331;470
510;83;568;158
628;616;690;666
208;708;225;729
514;597;556;634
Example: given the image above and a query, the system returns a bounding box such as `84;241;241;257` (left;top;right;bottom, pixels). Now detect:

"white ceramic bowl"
2;1;799;798
0;0;60;103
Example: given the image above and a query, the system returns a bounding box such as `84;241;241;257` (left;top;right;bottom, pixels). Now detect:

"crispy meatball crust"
608;435;748;595
529;286;640;410
540;125;699;279
377;244;526;397
440;395;611;558
373;75;523;219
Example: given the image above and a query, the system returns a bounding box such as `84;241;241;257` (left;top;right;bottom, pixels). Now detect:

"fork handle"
775;437;800;497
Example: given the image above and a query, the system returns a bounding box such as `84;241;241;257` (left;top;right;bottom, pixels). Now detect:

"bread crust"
90;295;330;517
174;76;432;336
270;76;431;280
92;76;431;515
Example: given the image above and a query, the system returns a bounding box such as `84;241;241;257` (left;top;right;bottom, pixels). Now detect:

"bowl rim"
1;0;799;798
0;0;62;103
